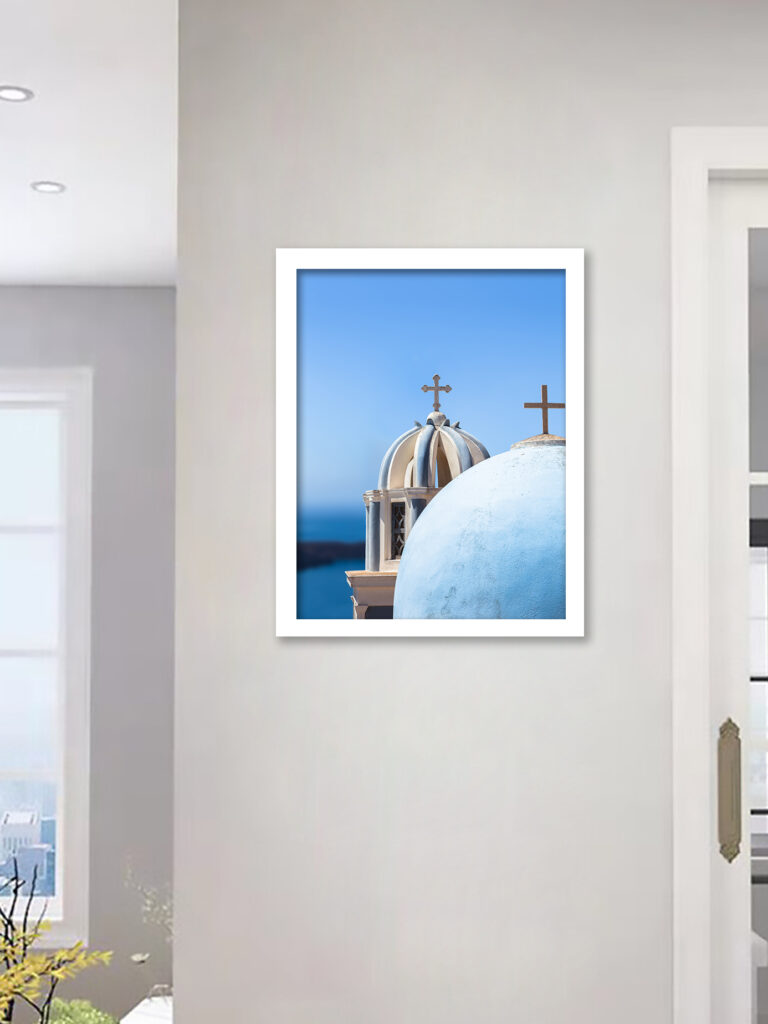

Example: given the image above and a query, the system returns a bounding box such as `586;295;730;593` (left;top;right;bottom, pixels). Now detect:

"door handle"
718;717;742;863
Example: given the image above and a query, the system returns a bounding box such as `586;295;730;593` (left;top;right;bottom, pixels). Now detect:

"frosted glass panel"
752;549;768;616
0;535;58;648
0;658;57;773
752;621;768;678
753;681;768;736
751;548;768;676
752;749;768;810
0;409;60;526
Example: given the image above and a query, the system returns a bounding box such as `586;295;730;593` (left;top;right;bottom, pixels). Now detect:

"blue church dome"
392;437;565;619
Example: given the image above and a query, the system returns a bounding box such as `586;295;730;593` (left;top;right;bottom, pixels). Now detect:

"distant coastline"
297;540;365;570
296;507;365;616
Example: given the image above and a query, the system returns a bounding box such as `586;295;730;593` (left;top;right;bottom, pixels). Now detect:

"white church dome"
377;410;490;490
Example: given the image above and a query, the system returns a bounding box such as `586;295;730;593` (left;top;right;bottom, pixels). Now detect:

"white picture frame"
276;247;584;637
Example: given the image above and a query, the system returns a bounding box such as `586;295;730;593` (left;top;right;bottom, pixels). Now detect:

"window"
0;370;91;944
391;501;406;558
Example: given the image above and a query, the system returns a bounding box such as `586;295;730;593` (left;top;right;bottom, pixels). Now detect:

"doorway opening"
750;229;768;1024
672;128;768;1024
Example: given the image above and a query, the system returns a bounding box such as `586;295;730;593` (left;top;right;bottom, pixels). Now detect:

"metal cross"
421;374;452;412
524;384;565;435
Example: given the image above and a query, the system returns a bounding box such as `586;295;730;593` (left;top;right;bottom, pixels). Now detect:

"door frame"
672;127;768;1024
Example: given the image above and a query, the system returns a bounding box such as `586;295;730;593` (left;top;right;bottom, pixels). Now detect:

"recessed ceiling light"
30;181;66;194
0;85;34;103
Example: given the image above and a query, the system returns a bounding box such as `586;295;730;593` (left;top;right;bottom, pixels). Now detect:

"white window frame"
0;368;92;947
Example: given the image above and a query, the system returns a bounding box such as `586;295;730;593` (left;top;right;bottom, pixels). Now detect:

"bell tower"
346;378;490;619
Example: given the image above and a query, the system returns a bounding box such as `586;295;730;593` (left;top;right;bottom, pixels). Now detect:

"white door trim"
672;128;768;1024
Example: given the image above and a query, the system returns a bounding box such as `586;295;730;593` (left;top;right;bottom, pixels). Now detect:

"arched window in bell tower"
391;501;406;557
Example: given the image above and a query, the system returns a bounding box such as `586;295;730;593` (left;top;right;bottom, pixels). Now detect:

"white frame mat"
276;247;584;638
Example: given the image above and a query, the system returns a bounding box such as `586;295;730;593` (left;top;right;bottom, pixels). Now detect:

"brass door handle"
718;717;742;863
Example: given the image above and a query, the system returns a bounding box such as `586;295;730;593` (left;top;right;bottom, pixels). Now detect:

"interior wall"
176;2;768;1022
0;287;174;1018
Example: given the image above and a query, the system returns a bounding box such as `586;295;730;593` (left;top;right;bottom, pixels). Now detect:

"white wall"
176;3;768;1021
0;287;174;1018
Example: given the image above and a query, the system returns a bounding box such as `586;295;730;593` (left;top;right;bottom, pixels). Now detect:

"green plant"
48;1000;117;1024
0;861;112;1022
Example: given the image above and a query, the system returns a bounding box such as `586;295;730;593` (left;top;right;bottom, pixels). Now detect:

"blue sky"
297;268;565;511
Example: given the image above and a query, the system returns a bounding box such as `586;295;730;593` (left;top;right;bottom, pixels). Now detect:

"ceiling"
0;2;177;286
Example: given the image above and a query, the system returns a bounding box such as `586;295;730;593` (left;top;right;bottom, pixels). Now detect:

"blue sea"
297;507;365;619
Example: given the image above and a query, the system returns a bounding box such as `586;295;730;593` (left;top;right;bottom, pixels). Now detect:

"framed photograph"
276;248;584;637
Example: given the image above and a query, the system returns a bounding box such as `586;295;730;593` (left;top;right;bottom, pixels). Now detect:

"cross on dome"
421;374;452;412
524;384;564;435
